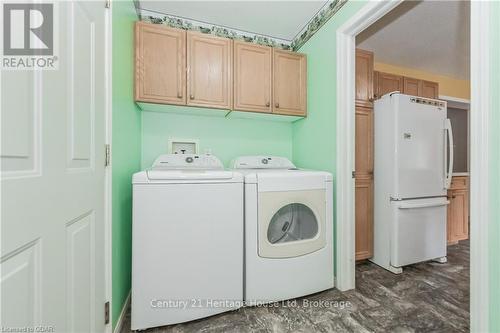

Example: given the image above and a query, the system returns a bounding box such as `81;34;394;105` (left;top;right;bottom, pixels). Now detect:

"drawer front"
450;176;468;190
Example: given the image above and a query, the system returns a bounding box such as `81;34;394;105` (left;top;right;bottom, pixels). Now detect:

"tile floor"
122;240;469;332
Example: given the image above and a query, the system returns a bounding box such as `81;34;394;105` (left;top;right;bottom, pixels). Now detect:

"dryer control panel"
231;156;296;169
152;154;224;170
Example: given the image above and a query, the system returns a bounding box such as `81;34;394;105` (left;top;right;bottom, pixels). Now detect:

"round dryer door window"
267;203;318;244
258;189;327;258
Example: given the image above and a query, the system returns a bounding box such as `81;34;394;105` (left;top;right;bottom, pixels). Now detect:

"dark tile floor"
122;241;469;333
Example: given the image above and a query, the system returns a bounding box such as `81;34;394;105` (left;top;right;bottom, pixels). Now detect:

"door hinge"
105;144;111;167
105;0;110;8
104;301;110;324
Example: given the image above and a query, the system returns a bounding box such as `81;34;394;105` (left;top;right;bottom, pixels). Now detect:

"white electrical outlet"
168;138;199;154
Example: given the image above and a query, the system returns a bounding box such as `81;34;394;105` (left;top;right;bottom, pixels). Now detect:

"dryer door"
258;189;326;258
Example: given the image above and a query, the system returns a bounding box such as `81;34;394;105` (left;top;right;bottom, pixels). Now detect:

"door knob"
190;95;194;100
266;102;270;107
177;93;182;98
275;103;279;108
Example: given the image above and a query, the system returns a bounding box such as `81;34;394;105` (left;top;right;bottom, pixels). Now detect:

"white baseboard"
114;291;131;333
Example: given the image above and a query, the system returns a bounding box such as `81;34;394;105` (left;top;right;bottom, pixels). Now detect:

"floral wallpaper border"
291;0;348;50
136;0;348;51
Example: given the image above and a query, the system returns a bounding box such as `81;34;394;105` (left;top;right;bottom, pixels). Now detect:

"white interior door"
1;2;107;332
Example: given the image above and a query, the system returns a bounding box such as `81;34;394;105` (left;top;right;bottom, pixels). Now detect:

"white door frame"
104;2;113;333
335;0;490;331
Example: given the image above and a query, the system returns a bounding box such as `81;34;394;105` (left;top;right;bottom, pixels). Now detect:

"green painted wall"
292;1;366;172
112;0;142;328
292;1;367;275
113;0;500;330
489;1;500;331
141;110;292;168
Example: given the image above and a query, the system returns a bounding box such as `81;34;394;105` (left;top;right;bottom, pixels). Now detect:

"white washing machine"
132;154;243;330
231;156;334;304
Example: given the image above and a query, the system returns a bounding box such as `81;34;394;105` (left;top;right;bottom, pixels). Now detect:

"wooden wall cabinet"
273;49;307;116
374;71;403;99
447;176;469;244
403;77;422;96
374;71;439;100
355;50;374;107
135;22;186;105
233;41;272;113
421;80;439;99
135;22;307;118
187;31;232;109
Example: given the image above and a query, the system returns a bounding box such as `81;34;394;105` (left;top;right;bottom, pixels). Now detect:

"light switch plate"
168;138;199;154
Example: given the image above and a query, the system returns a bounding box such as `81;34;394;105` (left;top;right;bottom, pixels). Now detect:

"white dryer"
231;156;334;304
132;154;243;330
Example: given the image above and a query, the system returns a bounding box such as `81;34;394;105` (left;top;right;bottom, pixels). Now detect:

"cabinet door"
233;41;272;113
421;80;439;99
375;72;403;99
403;77;422;96
355;178;373;260
187;31;232;109
273;49;307;116
355;106;374;260
355;106;373;176
447;189;469;244
135;22;186;105
355;49;374;107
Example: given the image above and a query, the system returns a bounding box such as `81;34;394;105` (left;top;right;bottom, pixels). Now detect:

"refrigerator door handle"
444;119;454;189
398;201;450;209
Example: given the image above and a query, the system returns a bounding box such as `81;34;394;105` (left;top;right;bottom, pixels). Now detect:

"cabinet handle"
266;102;270;107
177;93;182;98
190;94;194;100
275;103;279;108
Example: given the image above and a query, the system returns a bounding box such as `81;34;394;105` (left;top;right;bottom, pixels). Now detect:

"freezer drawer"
391;198;448;267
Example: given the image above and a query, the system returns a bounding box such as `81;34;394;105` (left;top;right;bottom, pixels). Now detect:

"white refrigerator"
371;92;453;274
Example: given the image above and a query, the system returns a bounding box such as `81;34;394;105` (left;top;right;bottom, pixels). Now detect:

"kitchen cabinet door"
355;106;374;261
355;49;374;107
135;22;186;105
355;178;374;260
233;41;272;113
355;106;374;176
187;31;232;109
403;77;422;96
422;80;439;99
447;176;469;244
375;72;403;99
273;49;307;116
447;189;469;244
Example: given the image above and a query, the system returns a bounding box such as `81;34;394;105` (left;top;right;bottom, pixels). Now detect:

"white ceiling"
357;0;470;80
137;1;330;42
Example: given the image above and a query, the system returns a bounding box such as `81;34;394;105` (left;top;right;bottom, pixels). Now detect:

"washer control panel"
152;154;223;170
231;156;296;169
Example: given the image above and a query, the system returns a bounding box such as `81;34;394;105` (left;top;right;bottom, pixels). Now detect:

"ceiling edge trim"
137;0;348;51
139;8;293;50
292;0;348;50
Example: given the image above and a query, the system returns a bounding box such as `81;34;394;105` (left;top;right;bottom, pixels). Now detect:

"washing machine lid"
133;154;242;184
